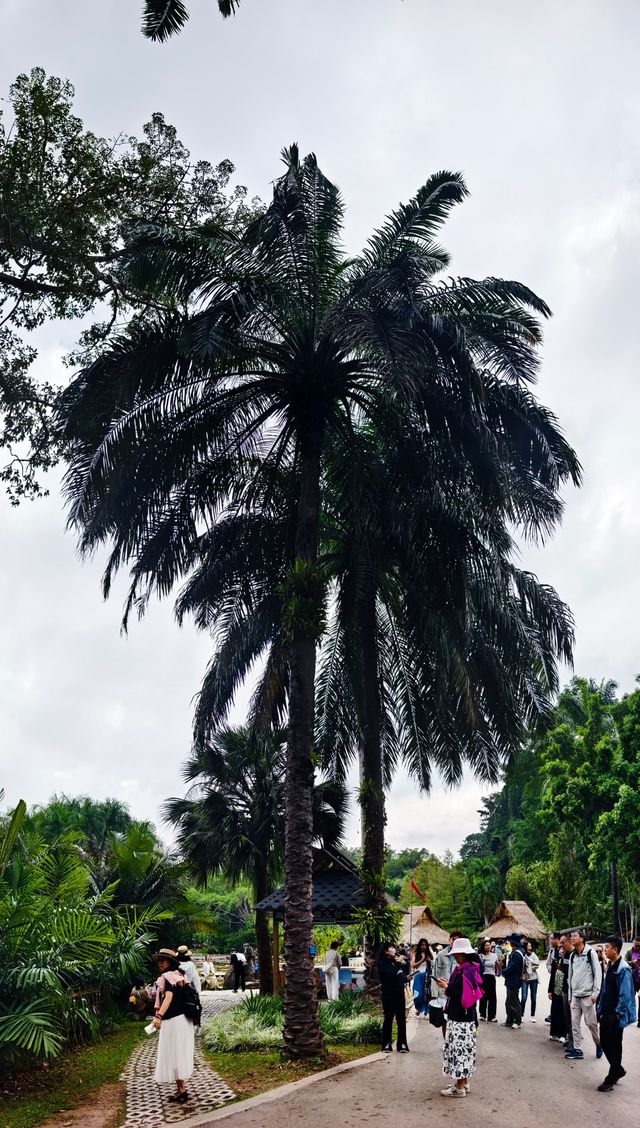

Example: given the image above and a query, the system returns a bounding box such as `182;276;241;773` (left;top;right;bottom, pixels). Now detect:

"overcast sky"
2;0;639;857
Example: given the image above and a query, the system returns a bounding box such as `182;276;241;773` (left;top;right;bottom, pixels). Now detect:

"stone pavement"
121;991;240;1127
192;981;640;1128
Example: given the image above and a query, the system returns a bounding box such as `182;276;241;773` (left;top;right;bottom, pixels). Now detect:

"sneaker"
549;1035;559;1042
397;1045;410;1053
382;1044;392;1052
512;1024;521;1030
545;1015;552;1023
559;1037;567;1044
489;1017;498;1023
597;1081;614;1092
479;1016;486;1021
441;1086;466;1098
596;1046;604;1059
501;1022;513;1027
566;1049;584;1059
530;1018;536;1023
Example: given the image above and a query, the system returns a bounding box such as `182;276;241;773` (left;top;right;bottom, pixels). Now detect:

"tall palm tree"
59;148;573;1055
142;0;240;41
164;727;346;994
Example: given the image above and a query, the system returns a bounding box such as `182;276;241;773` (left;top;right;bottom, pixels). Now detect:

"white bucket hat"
450;937;476;956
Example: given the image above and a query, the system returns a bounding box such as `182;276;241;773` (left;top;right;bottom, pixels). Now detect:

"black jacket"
378;955;407;998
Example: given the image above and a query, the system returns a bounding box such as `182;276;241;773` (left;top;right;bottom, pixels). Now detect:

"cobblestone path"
121;991;240;1127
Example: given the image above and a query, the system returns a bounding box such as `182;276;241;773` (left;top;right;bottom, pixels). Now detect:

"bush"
202;992;382;1052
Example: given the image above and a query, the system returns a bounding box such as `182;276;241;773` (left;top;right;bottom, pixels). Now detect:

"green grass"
0;1023;145;1128
204;1043;380;1101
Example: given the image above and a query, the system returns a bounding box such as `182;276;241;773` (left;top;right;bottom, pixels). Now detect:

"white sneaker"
441;1086;466;1098
512;1024;521;1029
531;1018;536;1023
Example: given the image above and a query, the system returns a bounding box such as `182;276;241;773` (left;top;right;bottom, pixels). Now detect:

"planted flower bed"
202;992;382;1053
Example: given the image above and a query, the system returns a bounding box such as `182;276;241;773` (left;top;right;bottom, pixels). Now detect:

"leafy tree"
0;68;253;500
464;856;502;926
26;795;133;871
400;852;475;934
58;147;577;1055
165;727;346;994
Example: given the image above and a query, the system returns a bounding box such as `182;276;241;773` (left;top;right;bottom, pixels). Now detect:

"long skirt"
549;992;566;1038
412;970;430;1014
325;967;340;1001
154;1014;195;1083
442;1020;476;1079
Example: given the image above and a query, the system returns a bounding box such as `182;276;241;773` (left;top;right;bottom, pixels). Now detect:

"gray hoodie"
568;943;602;999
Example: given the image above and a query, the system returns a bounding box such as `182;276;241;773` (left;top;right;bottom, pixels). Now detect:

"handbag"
428;1001;445;1028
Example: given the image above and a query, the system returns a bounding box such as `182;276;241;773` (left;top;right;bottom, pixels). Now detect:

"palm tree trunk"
358;587;386;983
283;445;324;1058
254;861;274;996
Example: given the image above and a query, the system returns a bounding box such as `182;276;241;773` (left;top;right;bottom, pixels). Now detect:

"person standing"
547;941;567;1043
412;938;433;1018
323;940;342;1002
441;938;483;1098
378;941;410;1053
501;932;525;1029
230;950;247;992
567;928;602;1060
596;934;637;1091
177;946;201;995
478;940;498;1023
432;934;454;1038
545;932;562;1024
521;941;540;1022
153;948;195;1105
625;936;640;1026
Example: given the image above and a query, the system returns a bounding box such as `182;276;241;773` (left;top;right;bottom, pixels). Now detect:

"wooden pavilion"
254;845;404;990
478;900;548;943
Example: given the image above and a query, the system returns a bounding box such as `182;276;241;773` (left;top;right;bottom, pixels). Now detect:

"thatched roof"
401;904;450;947
478;900;548;942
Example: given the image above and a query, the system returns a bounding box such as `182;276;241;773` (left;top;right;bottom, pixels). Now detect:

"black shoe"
382;1044;392;1052
168;1092;190;1103
545;1015;552;1023
397;1045;410;1053
597;1081;615;1092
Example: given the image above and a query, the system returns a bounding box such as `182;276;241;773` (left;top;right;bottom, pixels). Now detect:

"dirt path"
37;1081;124;1128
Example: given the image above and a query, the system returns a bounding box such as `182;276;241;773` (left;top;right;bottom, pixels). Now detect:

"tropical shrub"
0;799;163;1072
201;993;382;1052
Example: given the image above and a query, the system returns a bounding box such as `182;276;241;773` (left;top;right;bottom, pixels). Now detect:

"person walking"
441;938;483;1098
153;948;195;1105
177;946;201;995
478;940;498;1023
567;928;603;1060
501;932;525;1029
378;941;410;1053
230;950;247;992
412;938;433;1018
596;934;637;1091
521;941;540;1022
323;940;342;1002
625;936;640;1026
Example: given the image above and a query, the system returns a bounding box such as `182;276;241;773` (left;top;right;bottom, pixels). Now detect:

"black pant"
381;992;407;1049
561;994;574;1049
479;975;497;1021
505;985;522;1026
233;962;246;991
599;1013;623;1080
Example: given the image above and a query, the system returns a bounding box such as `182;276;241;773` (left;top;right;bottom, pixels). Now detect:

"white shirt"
180;959;202;995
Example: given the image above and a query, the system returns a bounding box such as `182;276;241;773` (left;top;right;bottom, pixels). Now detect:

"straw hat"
449;937;476;956
177;945;193;959
154;948;180;967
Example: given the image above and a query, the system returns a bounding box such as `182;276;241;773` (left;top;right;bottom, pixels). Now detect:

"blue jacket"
502;945;525;988
597;959;637;1029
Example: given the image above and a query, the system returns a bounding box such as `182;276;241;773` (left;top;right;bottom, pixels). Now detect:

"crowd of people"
377;929;640;1097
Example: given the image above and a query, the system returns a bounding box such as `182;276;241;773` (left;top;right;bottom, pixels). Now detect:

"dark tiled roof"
255;870;367;920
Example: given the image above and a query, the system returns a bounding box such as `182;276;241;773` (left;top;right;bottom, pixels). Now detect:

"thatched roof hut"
401;904;450;947
478;900;548;943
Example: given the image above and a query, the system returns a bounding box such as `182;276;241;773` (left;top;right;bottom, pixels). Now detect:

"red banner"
410;879;426;900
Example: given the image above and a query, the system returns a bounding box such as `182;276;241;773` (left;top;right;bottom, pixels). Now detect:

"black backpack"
175;980;203;1026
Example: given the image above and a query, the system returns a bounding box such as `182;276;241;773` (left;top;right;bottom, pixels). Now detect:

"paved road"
202;984;640;1128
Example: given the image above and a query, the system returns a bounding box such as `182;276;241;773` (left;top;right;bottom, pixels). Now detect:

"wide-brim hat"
154;948;180;967
177;945;192;959
505;932;522;945
449;937;476;956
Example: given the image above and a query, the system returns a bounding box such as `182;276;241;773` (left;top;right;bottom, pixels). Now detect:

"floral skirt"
442;1019;476;1079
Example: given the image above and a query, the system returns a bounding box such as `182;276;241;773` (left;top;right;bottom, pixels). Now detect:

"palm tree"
164;727;346;994
142;0;240;41
464;856;502;926
59;148;574;1054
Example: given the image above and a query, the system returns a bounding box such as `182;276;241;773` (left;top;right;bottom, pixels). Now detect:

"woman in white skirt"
153;948;195;1104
